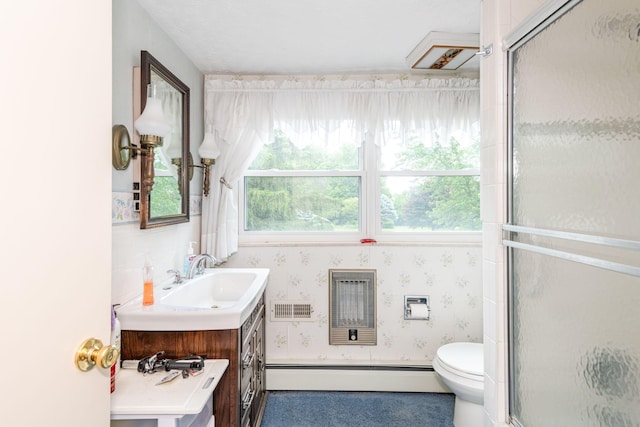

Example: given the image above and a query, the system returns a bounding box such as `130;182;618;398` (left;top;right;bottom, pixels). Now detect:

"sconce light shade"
134;96;171;139
134;84;171;197
198;132;221;159
197;131;220;197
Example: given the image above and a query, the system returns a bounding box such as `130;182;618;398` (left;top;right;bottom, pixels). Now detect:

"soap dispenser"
183;241;197;275
142;258;154;306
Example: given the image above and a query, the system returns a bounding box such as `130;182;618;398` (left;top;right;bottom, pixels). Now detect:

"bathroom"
112;0;483;423
4;0;639;426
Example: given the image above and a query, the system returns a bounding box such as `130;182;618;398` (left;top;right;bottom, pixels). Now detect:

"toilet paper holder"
404;295;430;320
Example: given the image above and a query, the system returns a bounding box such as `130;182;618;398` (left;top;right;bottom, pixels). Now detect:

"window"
244;127;361;235
378;127;481;233
201;76;481;251
241;123;480;242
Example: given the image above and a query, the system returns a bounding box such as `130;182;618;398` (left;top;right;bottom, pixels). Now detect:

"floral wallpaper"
224;244;483;364
111;192;202;224
112;192;138;223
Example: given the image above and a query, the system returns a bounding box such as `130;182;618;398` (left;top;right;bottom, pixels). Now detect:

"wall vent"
271;301;314;321
329;269;377;346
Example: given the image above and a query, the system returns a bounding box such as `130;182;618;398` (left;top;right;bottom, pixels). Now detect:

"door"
0;0;113;425
504;0;640;425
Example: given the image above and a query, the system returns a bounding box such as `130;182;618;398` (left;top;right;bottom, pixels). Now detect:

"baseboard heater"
265;363;449;393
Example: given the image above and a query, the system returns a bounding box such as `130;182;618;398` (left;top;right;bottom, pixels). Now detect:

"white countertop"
111;359;229;416
116;268;269;331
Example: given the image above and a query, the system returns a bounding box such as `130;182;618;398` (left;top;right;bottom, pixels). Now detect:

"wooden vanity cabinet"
120;295;267;427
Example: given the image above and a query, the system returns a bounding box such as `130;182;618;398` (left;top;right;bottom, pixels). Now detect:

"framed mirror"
139;50;190;229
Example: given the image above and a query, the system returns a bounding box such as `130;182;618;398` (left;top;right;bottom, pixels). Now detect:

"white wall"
480;0;548;425
225;244;483;364
111;0;204;304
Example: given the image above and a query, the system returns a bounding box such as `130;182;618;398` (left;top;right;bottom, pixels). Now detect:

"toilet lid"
436;342;483;376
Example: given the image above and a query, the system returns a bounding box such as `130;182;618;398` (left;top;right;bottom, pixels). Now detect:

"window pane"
381;176;480;231
249;129;359;171
245;176;360;231
381;133;480;171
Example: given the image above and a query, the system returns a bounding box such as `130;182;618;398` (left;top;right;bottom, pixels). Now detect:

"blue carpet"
260;391;455;427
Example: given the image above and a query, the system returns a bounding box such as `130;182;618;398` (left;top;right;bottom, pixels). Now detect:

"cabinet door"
240;318;254;427
252;315;265;421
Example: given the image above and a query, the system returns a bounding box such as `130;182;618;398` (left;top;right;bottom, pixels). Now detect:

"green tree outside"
392;135;481;231
245;130;480;232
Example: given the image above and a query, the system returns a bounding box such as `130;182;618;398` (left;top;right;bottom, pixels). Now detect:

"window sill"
239;233;482;247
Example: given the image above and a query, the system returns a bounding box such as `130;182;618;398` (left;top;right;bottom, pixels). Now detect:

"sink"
162;272;257;308
116;268;269;331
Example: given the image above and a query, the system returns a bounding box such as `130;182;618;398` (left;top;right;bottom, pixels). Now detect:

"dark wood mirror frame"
139;50;190;229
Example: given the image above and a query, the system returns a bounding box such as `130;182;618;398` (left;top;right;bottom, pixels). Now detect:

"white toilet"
432;342;484;427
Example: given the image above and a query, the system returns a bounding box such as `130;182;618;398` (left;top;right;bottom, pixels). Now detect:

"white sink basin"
116;268;269;331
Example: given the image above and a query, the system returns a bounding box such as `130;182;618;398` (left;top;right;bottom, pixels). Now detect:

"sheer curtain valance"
201;75;479;262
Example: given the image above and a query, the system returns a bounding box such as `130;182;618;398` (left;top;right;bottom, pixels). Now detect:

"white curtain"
201;75;479;262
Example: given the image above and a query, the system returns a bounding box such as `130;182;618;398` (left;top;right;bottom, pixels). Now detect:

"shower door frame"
503;0;640;425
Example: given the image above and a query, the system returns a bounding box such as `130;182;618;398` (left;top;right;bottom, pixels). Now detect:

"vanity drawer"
241;350;253;391
241;299;264;346
240;382;254;427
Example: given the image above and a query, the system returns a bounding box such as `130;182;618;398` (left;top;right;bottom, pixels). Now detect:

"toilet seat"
435;342;483;381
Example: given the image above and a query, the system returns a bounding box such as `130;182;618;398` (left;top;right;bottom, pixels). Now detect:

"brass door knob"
75;338;120;372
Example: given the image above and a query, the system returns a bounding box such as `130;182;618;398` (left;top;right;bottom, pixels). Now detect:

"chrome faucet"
166;269;183;284
186;254;217;279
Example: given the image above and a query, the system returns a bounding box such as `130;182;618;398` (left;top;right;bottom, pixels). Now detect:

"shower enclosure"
504;0;640;425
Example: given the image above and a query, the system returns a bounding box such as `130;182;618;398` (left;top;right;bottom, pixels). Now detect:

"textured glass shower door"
505;0;640;425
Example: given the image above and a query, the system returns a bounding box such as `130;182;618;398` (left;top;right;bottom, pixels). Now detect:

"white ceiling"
136;0;481;75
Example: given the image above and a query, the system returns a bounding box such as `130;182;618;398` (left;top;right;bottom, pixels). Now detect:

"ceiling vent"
406;31;479;71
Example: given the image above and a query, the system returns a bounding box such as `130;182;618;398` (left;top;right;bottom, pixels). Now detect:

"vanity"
117;268;269;427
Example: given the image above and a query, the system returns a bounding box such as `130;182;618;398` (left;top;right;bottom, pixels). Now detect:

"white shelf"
111;359;228;427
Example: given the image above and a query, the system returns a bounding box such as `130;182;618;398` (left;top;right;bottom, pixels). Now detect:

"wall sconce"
111;85;170;195
112;124;136;170
196;131;221;197
135;85;171;194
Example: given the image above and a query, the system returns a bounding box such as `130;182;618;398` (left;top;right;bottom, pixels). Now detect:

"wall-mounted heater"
406;31;479;71
329;269;376;345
